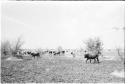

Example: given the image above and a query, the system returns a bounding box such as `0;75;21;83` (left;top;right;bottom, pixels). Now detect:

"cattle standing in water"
84;51;100;63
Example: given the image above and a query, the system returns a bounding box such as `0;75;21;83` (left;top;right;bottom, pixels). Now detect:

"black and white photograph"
1;1;125;83
2;0;125;1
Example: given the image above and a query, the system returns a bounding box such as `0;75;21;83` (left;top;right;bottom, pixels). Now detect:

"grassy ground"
1;55;124;83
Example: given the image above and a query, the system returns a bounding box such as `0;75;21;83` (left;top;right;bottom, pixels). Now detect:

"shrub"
11;37;24;56
84;37;103;55
1;37;24;59
1;40;12;59
57;46;63;52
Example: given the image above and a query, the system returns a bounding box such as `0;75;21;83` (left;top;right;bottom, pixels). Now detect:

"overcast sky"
1;2;125;49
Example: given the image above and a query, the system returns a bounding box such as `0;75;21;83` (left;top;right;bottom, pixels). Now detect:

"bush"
57;46;63;52
11;37;24;56
84;37;103;55
1;37;24;59
1;40;12;59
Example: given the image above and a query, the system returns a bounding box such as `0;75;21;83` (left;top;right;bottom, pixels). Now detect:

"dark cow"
84;51;100;63
61;51;65;54
48;50;65;56
54;51;61;56
27;51;31;54
71;52;75;58
30;52;40;59
49;51;53;55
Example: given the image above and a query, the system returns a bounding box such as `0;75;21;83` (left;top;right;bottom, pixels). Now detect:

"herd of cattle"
15;49;102;64
15;49;71;58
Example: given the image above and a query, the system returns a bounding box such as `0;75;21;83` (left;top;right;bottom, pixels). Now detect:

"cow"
49;51;53;55
61;51;65;54
71;52;75;58
84;51;100;64
30;52;40;59
54;51;61;56
27;51;32;55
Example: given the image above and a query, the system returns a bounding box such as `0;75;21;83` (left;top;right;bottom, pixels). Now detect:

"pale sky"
1;2;125;49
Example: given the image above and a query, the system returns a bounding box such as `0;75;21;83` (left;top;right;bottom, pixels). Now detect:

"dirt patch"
110;69;125;78
6;57;23;61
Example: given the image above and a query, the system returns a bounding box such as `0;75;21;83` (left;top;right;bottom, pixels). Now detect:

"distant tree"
84;37;103;55
11;37;24;56
1;40;11;56
1;37;24;58
57;46;63;52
